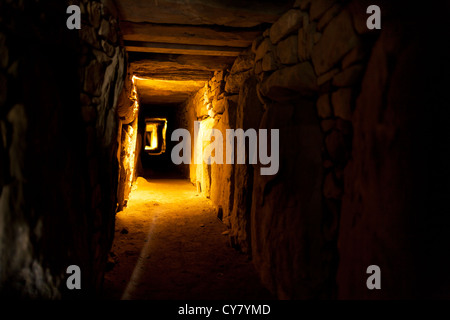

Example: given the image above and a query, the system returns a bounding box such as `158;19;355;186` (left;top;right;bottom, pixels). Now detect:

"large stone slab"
224;70;252;94
262;51;278;72
228;76;263;253
255;38;275;62
331;88;353;121
276;35;299;65
269;9;305;44
332;64;364;87
116;0;291;27
134;78;205;105
121;21;260;48
310;0;336;21
259;62;318;100
84;60;106;96
230;52;254;74
317;93;332;118
312;10;359;75
251;100;332;299
130;53;235;81
297;22;316;61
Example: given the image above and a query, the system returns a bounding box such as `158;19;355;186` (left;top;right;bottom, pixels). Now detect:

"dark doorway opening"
137;104;185;179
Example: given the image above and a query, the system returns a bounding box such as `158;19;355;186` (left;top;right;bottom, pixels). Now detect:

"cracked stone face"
116;0;293;27
134;78;205;105
115;0;293;105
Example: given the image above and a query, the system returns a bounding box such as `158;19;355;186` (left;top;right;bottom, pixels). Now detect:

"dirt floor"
102;177;274;300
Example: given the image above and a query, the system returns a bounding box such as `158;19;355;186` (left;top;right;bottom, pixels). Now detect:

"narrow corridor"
102;177;272;300
2;0;449;301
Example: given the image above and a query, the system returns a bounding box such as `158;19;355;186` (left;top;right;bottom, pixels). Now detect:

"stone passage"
103;177;272;300
1;0;449;300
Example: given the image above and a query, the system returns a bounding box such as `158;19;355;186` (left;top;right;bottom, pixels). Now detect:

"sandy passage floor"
102;177;273;300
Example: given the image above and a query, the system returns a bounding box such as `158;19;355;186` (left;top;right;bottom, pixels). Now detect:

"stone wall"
0;0;126;298
180;49;261;254
249;0;370;299
181;0;450;299
116;73;139;212
180;0;352;298
2;0;444;301
78;0;127;293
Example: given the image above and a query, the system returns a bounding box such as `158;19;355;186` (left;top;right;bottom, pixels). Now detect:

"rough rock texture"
269;9;305;44
177;0;450;300
130;54;236;82
259;62;317;99
115;0;294;105
276;35;299;65
337;9;450;299
179;52;258;251
116;72;140;212
0;0;438;302
3;0;445;301
115;0;293;28
79;0;127;294
311;9;359;75
251;99;329;299
230;76;264;254
134;78;205;105
0;0;126;298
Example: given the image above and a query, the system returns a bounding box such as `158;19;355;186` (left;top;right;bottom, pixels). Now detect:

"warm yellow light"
144;123;158;151
132;75;148;82
127;124;137;185
203;85;209;104
144;118;167;154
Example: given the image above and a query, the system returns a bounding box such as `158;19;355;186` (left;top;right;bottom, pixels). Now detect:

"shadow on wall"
0;0;126;298
178;0;450;299
0;0;449;300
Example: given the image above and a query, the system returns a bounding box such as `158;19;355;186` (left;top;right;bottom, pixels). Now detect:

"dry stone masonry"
180;0;450;299
180;0;373;298
0;0;126;298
